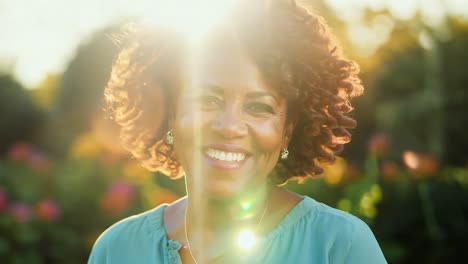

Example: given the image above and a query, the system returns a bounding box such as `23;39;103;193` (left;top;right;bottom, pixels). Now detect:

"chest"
165;239;330;264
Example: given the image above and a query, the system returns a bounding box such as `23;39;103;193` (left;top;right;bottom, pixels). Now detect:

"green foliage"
439;21;468;165
0;75;44;154
0;141;173;264
285;154;468;263
30;75;60;112
46;25;121;156
361;19;468;165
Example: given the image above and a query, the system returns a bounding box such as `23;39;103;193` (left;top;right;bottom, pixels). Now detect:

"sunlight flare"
141;0;237;42
237;229;257;250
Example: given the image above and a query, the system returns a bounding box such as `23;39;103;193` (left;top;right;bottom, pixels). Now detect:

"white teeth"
206;148;246;162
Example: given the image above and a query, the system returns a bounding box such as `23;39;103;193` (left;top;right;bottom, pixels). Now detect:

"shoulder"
88;205;167;263
315;199;367;228
278;196;371;241
96;205;166;244
301;196;368;234
302;197;387;263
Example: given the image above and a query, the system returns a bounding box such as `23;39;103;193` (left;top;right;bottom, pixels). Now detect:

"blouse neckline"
147;196;316;256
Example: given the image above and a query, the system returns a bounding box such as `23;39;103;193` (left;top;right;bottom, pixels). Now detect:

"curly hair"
104;0;363;184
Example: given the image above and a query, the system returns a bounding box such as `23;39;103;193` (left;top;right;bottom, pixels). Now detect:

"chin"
203;180;245;201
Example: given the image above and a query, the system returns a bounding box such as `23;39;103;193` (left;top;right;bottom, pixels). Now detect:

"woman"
89;0;386;263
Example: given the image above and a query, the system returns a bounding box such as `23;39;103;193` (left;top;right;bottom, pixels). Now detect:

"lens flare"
237;229;256;250
141;0;237;42
241;201;252;211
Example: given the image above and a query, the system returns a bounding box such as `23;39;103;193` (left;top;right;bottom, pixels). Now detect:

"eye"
199;95;222;109
245;102;274;114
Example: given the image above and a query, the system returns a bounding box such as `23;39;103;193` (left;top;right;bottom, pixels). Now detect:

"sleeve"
344;220;387;264
87;231;111;264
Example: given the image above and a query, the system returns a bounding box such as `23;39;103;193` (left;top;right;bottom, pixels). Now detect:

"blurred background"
1;0;467;263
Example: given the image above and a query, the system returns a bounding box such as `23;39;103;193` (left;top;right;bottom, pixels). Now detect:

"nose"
212;105;248;139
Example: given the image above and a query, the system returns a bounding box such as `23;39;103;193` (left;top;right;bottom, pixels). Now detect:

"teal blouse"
88;196;387;263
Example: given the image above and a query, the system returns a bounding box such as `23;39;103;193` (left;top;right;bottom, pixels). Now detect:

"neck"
183;183;273;262
186;183;272;232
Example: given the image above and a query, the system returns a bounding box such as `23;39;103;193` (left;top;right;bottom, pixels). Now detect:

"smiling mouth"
205;148;247;162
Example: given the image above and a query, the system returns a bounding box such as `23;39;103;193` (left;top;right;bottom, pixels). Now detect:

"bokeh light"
237;229;256;251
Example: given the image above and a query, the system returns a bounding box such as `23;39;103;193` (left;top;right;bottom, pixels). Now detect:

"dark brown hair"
104;0;363;184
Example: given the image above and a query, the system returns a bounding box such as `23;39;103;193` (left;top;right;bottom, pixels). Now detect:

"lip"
202;143;252;170
203;143;252;155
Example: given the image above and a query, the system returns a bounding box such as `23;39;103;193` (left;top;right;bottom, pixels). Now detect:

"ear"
283;119;296;148
166;114;176;140
167;102;178;132
168;115;175;130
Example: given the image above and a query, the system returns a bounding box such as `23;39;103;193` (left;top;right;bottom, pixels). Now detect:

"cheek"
250;120;285;155
173;110;212;159
173;111;193;163
174;109;213;136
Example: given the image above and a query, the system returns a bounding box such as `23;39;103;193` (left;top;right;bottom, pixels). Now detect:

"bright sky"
1;0;467;88
326;0;468;56
0;0;157;88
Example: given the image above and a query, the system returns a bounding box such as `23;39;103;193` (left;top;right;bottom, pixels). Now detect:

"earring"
280;148;289;160
166;130;174;145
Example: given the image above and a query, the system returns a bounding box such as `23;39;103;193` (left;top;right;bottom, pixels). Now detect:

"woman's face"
173;39;291;199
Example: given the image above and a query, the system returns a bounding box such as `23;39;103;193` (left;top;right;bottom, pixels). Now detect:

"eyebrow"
203;84;223;95
202;83;280;104
246;91;280;104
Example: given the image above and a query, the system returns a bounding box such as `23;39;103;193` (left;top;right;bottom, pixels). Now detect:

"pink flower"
368;133;390;156
9;202;32;223
27;150;51;172
6;142;32;161
100;181;135;215
35;199;61;222
109;181;135;196
0;188;7;212
6;142;51;172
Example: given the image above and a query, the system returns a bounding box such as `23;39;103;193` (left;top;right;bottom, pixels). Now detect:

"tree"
0;74;44;154
43;25;122;155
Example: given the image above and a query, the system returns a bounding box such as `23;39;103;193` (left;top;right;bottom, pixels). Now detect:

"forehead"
183;30;275;95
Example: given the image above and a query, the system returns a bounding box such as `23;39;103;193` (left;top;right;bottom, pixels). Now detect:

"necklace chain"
183;198;270;264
